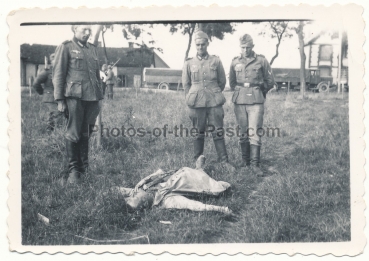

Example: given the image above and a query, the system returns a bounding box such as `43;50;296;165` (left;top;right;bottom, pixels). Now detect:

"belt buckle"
243;83;250;88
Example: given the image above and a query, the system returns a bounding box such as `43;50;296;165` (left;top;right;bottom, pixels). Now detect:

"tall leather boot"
214;139;229;163
79;136;89;174
239;141;251;167
250;144;264;177
194;137;205;161
66;139;81;184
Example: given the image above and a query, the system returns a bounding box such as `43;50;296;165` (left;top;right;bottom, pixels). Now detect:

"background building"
304;30;349;86
20;43;169;87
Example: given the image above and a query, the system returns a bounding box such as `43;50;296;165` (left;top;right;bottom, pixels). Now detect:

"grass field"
21;88;350;244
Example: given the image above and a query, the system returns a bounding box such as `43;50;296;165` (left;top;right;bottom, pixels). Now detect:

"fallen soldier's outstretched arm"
133;169;165;193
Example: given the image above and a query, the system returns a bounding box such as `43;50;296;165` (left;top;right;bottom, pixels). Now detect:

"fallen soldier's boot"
195;155;206;170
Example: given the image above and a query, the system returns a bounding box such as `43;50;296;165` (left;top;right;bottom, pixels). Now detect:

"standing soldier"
53;25;104;184
33;53;62;131
100;64;108;96
106;65;115;100
182;31;229;164
229;34;275;176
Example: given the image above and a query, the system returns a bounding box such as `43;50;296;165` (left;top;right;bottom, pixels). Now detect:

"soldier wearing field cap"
106;65;115;100
182;31;229;164
53;25;103;184
229;34;275;176
33;53;62;132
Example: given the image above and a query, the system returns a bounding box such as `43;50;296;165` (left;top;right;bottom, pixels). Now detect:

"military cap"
240;34;254;47
194;31;209;41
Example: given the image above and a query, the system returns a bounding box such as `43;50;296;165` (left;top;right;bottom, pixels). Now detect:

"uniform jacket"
33;67;55;103
53;37;103;101
229;52;275;105
182;54;227;108
105;70;115;85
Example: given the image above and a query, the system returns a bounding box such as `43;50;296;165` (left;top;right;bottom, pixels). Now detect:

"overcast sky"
19;21;333;71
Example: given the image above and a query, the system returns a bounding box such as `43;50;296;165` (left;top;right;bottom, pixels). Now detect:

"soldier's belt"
237;83;262;88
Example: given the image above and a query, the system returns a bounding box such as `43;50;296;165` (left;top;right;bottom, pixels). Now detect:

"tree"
291;21;308;98
165;22;236;60
121;24;163;87
255;21;293;65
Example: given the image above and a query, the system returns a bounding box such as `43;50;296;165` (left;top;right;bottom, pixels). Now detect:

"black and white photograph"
6;4;366;256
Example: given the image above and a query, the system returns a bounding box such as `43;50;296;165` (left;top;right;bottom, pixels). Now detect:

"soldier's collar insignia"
197;53;209;60
77;41;88;48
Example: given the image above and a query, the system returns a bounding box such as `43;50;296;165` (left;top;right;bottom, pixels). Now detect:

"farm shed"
304;30;349;86
20;43;170;87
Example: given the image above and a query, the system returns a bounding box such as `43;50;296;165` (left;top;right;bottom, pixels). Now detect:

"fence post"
29;77;32;97
287;81;290;94
96;102;102;147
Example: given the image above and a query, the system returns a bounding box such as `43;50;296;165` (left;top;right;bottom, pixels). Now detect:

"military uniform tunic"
182;54;227;141
229;52;275;146
53;37;102;142
182;54;226;108
53;38;103;101
229;52;274;104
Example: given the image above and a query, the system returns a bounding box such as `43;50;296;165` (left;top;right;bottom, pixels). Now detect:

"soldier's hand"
57;100;67;112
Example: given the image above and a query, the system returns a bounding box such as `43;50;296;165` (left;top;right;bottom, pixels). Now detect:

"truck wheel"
158;82;169;90
317;81;330;93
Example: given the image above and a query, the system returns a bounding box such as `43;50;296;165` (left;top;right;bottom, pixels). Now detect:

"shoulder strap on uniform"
62;40;71;45
257;53;265;58
211;55;219;58
186;57;193;61
89;42;96;47
232;56;239;61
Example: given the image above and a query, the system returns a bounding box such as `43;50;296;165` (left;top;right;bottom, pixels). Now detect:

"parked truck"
272;68;336;92
143;67;183;90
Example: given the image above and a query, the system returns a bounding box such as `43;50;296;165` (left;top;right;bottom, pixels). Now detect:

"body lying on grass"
109;155;233;215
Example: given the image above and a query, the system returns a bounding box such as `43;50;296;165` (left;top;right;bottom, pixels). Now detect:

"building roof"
20;43;170;68
304;30;348;46
21;44;57;64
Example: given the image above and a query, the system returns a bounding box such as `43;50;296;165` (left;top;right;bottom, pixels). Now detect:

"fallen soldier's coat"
153;167;230;206
113;165;231;214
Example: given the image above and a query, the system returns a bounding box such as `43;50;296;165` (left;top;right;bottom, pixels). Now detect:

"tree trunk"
101;30;109;64
270;40;281;66
93;25;103;46
184;24;195;60
297;22;306;98
198;23;204;31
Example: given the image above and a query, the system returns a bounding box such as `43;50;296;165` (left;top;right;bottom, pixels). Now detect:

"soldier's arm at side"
32;70;48;95
262;58;275;94
52;44;69;100
229;62;237;92
217;59;226;91
182;61;191;96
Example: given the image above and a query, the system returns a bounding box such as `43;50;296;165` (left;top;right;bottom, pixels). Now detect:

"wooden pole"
29;77;32;97
337;27;343;94
287;81;290;94
93;25;103;147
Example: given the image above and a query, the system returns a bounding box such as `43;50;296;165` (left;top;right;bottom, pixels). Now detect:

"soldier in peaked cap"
229;34;275;176
182;30;230;166
53;25;104;184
